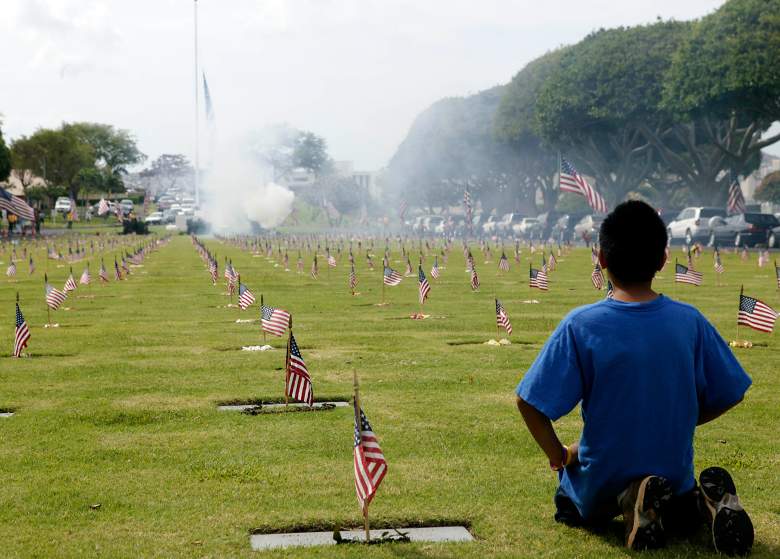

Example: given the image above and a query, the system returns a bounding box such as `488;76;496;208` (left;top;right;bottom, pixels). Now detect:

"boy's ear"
598;249;607;269
658;247;669;272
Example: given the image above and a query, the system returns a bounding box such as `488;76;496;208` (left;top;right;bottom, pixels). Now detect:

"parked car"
667;207;726;244
707;213;780;247
551;213;589;243
482;215;500;235
769;216;780;248
119;199;134;215
144;211;164;225
54;197;72;213
512;216;541;237
536;211;559;241
495;213;516;234
574;215;604;244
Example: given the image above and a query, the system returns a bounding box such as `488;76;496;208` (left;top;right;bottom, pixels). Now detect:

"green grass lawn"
1;235;778;558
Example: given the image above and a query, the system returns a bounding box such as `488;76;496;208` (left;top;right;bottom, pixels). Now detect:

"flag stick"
737;285;743;342
260;294;267;343
44;274;51;326
284;316;292;406
495;297;500;340
352;371;370;543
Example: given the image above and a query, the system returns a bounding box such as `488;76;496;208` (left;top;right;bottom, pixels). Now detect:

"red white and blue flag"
261;305;290;337
286;333;313;406
560;158;607;214
496;298;512;336
353;404;387;513
14;302;31;357
418;266;430;304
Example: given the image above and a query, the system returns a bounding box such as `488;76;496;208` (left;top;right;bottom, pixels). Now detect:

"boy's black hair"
599;200;667;284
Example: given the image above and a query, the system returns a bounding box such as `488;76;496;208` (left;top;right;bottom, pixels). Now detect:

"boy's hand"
549;443;578;471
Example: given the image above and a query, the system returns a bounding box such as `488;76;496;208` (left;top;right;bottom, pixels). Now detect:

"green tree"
140;154;193;192
534;22;690;206
387;85;525;215
63;122;145;192
755;171;780;203
293;132;331;176
496;48;570;212
11;127;94;199
0;124;11;182
655;0;780;203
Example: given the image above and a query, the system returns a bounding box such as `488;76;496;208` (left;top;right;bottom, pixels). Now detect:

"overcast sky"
2;0;739;172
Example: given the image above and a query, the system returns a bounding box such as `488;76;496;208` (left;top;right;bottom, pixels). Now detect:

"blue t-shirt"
516;295;751;519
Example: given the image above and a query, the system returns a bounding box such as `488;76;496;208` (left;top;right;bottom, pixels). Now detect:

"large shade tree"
659;0;780;202
533;21;691;207
495;48;569;212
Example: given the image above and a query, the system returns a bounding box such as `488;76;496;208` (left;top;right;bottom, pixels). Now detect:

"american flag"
470;265;480;290
541;254;548;275
496;298;512;335
591;246;598;265
80;265;91;285
311;256;319;279
97;198;110;216
727;180;746;215
548;251;557;272
366;253;374;271
0;188;35;221
738;292;778;333
208;258;218;284
14;302;31;357
327;251;337;268
758;250;768;268
224;260;237;283
714;249;724;274
297;254;304;274
466;251;474;273
64;270;78;292
560;158;608;214
28;257;35;275
430;256;440;279
675;262;702;286
776;260;780;288
238;282;256;310
530;265;548;291
592;263;604;290
741;246;748;261
286;333;313;406
383;266;402;286
99;260;109;282
463;189;473;232
405;256;413;276
45;280;67;310
114;259;122;281
6;261;16;277
349;264;358;291
514;242;521;263
399;199;408;222
261;305;290;337
121;257;131;275
353;404;387;513
498;252;510;272
606;279;614;299
418;266;431;304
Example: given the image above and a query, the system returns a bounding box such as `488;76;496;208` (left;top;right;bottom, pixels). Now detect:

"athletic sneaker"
619;475;673;550
699;467;754;556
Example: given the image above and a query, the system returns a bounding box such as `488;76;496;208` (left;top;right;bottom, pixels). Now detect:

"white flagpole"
193;0;200;208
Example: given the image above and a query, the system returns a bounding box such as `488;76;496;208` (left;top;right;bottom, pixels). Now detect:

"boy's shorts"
553;485;701;536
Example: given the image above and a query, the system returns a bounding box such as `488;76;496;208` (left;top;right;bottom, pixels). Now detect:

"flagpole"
44;274;51;327
353;371;370;543
284;315;292;406
193;0;200;208
495;297;500;341
261;294;267;344
737;285;743;343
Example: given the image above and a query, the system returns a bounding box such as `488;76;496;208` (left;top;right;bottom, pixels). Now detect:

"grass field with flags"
1;234;779;557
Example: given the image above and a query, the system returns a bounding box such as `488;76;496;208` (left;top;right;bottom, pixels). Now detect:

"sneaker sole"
700;467;754;556
627;476;673;550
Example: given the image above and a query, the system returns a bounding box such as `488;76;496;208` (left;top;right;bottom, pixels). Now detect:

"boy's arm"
516;396;578;469
698;397;743;426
